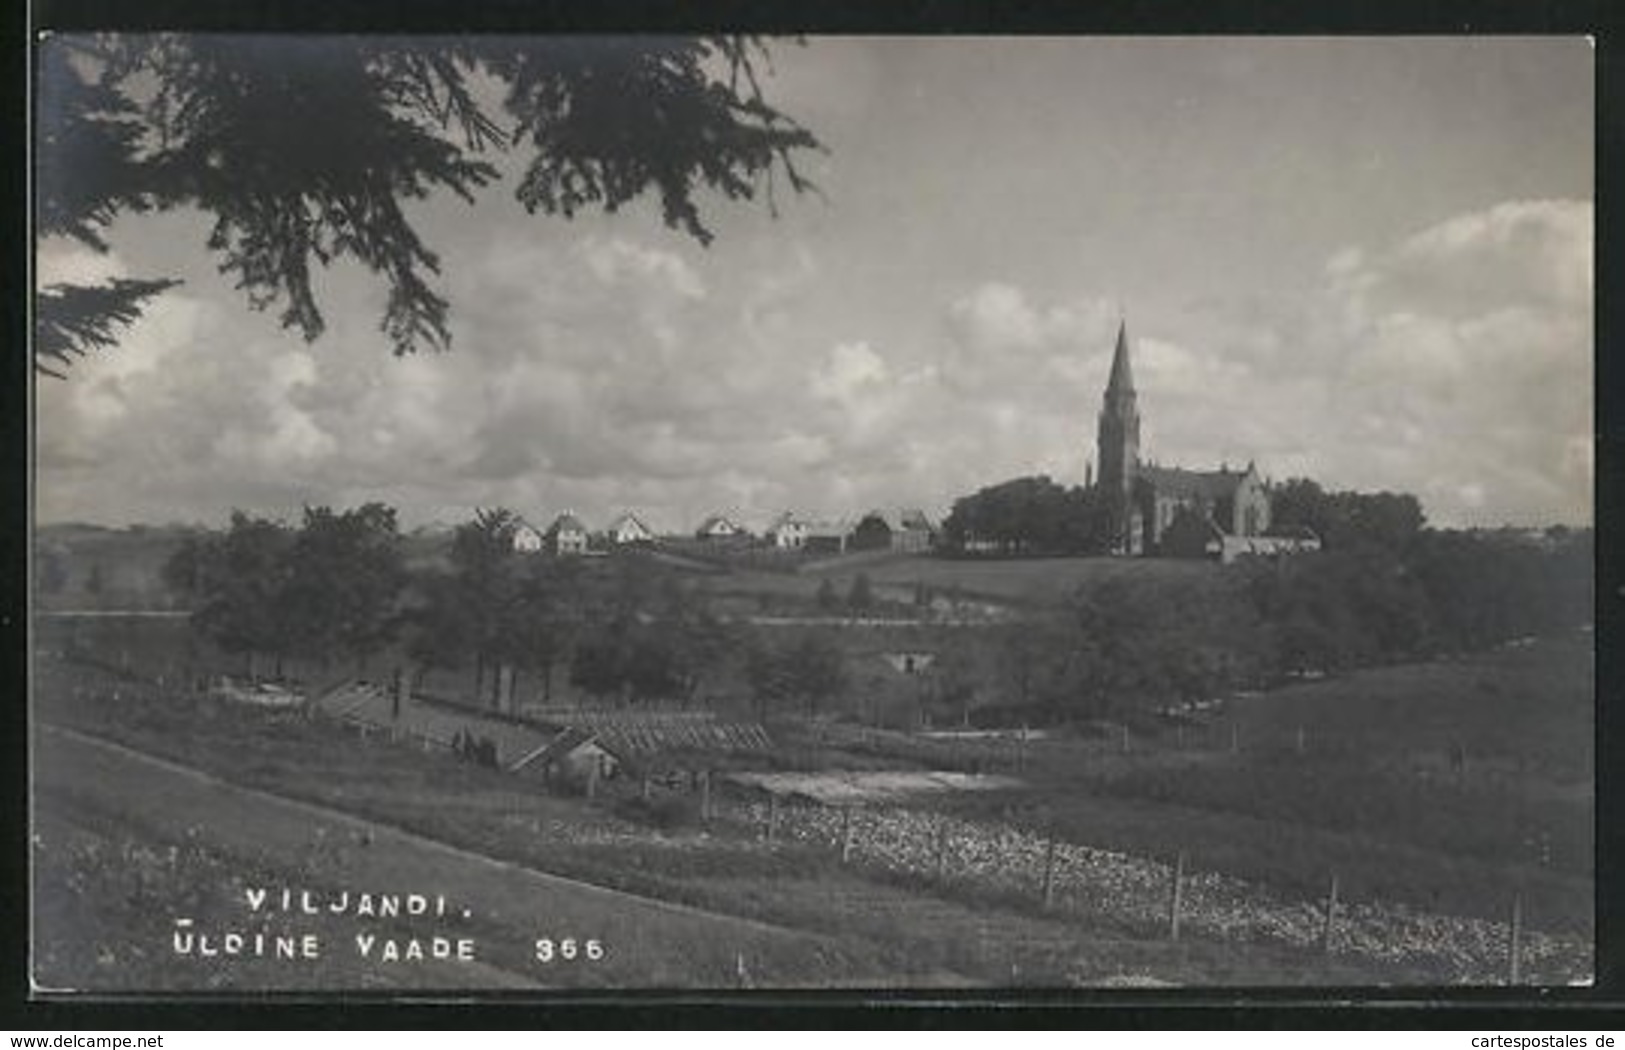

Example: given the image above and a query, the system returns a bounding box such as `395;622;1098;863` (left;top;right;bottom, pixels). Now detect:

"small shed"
514;727;622;789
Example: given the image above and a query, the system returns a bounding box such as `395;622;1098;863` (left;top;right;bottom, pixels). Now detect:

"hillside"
35;523;204;611
798;554;1216;606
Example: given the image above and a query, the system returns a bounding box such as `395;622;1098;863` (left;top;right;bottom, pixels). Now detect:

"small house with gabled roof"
545;511;590;556
605;512;656;546
695;514;745;541
511;518;545;554
850;508;937;553
765;512;811;549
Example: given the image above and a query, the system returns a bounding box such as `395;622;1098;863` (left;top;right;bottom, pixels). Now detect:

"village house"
850;509;937;553
605;512;656;546
765;512;811;549
544;512;590;556
513;727;623;792
695;514;746;541
510;518;545;554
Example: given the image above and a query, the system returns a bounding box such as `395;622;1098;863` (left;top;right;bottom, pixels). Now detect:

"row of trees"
969;522;1592;725
164;504;406;680
165;489;1589;726
165;505;749;710
166;502;864;719
938;473;1431;558
939;476;1112;556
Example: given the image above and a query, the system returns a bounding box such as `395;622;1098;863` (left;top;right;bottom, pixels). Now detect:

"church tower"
1096;319;1140;502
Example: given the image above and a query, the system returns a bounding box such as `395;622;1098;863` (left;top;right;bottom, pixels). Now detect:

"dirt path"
35;724;946;990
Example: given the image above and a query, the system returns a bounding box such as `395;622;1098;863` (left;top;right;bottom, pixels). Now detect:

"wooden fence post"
1230;724;1240;754
766;792;779;844
1042;835;1058;909
1296;725;1307;755
841;807;856;864
1120;723;1130;755
1508;890;1524;984
585;757;598;800
1321;872;1339;954
700;770;712;824
640;774;651;802
1167;851;1186;941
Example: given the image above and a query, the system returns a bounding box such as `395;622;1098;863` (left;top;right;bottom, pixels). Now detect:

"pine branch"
34;277;183;377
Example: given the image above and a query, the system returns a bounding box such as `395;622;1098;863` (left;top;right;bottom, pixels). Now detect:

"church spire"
1106;319;1134;395
1095;316;1141;555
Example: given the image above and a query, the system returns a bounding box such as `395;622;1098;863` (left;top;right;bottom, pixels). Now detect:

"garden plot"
727;770;1023;805
741;799;1593;985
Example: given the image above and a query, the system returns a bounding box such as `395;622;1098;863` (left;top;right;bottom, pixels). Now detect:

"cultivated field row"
720;795;1591;985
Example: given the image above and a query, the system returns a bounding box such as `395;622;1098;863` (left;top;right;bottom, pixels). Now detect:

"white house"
695;514;745;540
606;512;656;546
511;519;545;554
765;512;810;549
545;512;590;556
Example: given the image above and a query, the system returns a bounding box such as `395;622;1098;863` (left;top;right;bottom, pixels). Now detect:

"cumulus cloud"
1183;199;1592;525
35;193;1591;533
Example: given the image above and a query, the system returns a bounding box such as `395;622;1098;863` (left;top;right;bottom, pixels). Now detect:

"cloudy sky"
36;36;1594;532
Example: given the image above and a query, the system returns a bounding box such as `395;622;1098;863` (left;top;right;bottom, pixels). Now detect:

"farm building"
765;512;811;550
526;709;774;774
545;512;590;556
695;514;746;541
1215;526;1322;564
850;509;937;553
511;519;545;554
1157;511;1322;564
310;679;554;768
512;726;624;789
605;512;656;546
802;519;853;555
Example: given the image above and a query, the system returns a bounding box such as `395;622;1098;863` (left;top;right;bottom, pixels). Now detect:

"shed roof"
317;683;553;763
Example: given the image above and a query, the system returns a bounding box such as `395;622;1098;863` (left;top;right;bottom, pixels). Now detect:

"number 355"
535;938;605;962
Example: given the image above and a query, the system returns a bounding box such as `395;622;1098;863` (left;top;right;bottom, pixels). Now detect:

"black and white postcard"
30;34;1595;994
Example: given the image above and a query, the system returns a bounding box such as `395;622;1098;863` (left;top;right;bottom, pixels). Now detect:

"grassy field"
33;651;1506;987
28;584;1594;987
796;554;1215;606
903;632;1593;938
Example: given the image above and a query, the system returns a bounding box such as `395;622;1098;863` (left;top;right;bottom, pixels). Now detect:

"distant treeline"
160;485;1590;726
971;507;1591;726
163;506;852;717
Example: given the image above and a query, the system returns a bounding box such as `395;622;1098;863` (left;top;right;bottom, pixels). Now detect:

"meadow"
31;618;1593;987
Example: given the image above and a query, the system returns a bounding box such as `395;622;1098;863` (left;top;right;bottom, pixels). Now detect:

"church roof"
1106;320;1134;394
1139;465;1250;501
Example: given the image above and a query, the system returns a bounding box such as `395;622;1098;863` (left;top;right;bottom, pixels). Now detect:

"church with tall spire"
1090;319;1275;557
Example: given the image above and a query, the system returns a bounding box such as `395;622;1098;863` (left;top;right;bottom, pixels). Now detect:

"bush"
615;793;700;832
